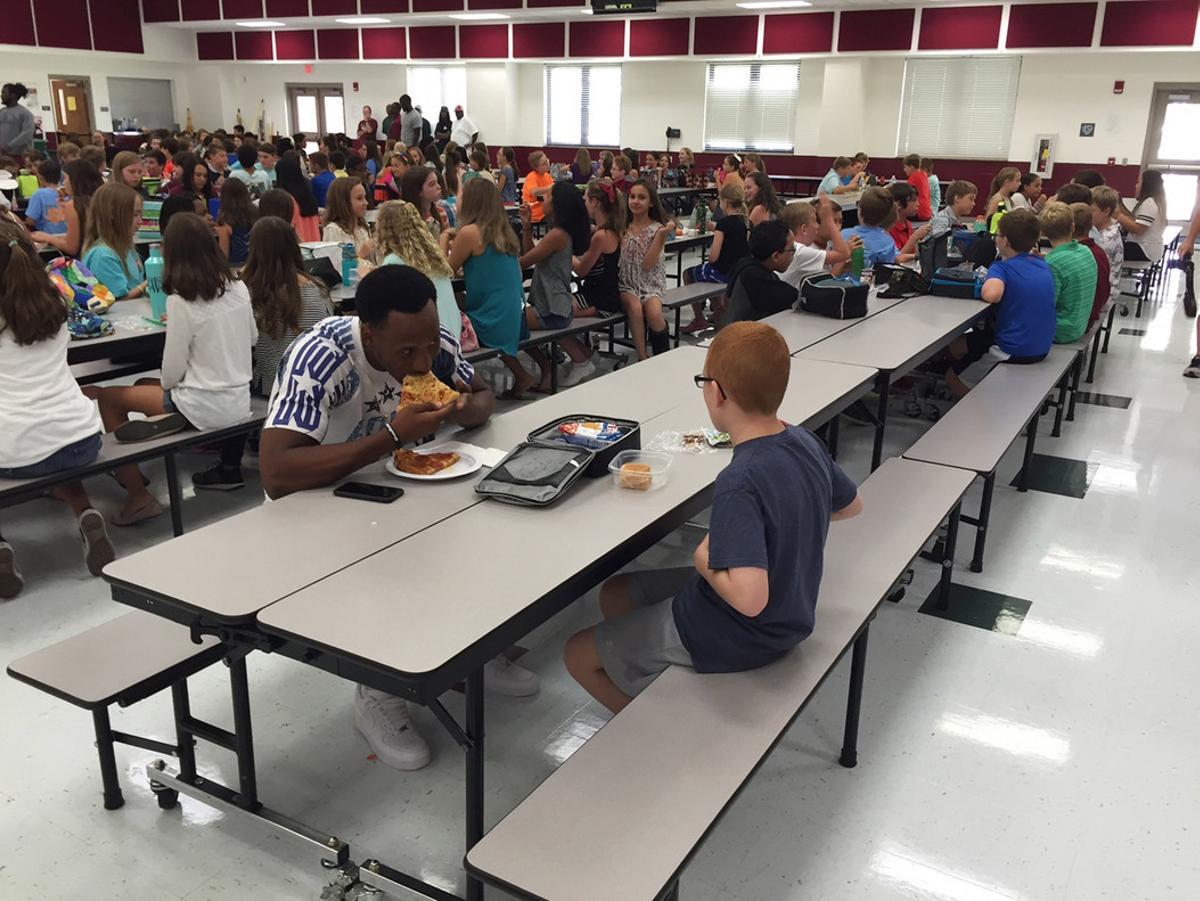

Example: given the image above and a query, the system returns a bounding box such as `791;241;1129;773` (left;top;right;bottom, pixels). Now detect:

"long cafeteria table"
796;293;991;470
105;348;878;901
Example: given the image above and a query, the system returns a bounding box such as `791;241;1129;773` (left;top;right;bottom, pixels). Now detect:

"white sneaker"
1184;356;1200;379
353;686;432;770
0;541;23;600
559;358;598;388
484;655;539;697
79;508;116;576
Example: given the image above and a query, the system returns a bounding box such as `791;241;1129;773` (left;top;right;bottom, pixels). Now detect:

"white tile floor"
2;270;1198;901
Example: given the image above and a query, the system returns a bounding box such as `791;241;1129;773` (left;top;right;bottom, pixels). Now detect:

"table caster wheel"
904;400;922;418
925;405;941;422
1119;305;1130;317
153;786;179;810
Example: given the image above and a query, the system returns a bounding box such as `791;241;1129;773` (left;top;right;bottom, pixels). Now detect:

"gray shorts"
594;567;696;698
958;344;1012;388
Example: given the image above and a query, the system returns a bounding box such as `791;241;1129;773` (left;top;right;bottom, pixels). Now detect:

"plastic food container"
609;451;672;492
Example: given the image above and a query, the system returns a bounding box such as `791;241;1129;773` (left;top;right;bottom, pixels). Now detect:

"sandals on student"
110;498;165;527
114;413;188;444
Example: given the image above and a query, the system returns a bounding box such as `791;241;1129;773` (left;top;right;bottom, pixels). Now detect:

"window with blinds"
703;63;800;153
406;66;467;119
898;56;1022;159
545;65;622;147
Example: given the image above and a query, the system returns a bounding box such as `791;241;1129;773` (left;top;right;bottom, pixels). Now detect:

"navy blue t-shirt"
672;426;859;673
986;252;1056;358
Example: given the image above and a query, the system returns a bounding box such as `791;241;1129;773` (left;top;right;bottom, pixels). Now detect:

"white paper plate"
385;446;481;481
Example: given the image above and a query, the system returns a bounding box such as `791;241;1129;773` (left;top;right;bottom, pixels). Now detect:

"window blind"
898;56;1022;159
545;65;622;147
703;63;800;153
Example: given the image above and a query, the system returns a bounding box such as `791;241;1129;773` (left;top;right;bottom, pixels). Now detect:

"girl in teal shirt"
81;182;145;298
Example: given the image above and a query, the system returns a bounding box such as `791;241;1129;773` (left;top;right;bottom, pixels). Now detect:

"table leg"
827;413;840;460
969;473;994;574
228;656;259;810
936;502;961;611
165;451;184;537
1051;370;1068;438
171;681;198;782
871;372;890;472
838;625;870;768
1086;325;1102;383
1066;353;1082;422
465;668;485;901
92;707;125;811
1018;414;1038;493
1101;304;1116;354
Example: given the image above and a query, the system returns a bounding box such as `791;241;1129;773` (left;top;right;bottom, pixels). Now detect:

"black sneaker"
114;412;188;443
192;464;246;491
1184;356;1200;379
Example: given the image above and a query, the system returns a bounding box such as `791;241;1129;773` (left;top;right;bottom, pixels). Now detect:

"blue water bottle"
146;243;167;322
340;242;358;287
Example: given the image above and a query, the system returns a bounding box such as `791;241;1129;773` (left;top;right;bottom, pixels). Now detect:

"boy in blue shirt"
24;159;67;235
564;322;863;712
842;187;898;266
945;208;1056;398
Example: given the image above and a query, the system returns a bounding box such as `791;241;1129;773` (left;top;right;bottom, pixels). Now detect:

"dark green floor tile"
919;584;1031;635
1075;391;1132;409
1118;328;1147;336
1010;453;1094;499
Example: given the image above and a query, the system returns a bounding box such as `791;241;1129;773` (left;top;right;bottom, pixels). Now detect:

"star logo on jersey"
379;383;397;404
365;397;382;414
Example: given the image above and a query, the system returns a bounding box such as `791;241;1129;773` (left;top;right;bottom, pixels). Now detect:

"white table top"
256;357;877;677
796;294;990;372
902;345;1075;474
104;348;713;623
464;458;974;901
73;299;165;351
757;290;911;354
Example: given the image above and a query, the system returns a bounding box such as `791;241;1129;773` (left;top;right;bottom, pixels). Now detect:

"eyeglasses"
693;374;726;399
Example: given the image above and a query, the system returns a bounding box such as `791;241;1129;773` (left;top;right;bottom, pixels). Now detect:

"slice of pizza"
400;371;460;409
393;448;461;475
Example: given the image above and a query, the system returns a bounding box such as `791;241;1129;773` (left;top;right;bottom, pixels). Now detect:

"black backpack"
797;274;869;319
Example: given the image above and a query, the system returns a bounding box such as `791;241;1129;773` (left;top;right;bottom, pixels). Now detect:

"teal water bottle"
850;245;865;280
340;242;358;287
146;243;167;321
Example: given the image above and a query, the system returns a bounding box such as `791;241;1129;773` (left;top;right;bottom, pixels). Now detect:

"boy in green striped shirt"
1039;201;1097;344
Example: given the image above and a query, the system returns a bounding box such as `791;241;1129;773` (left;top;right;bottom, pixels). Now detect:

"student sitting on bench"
944;209;1056;398
564;322;863;714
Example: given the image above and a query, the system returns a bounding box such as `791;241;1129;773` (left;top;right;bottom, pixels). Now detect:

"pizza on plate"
400;372;460;409
393;448;461;476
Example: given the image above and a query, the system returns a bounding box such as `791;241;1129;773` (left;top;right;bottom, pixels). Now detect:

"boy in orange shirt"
521;150;554;224
902;153;932;220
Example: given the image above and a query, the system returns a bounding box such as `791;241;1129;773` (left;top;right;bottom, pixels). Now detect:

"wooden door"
51;79;92;134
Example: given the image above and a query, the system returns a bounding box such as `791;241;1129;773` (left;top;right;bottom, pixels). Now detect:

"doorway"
50;76;93;135
1142;84;1200;221
287;85;345;154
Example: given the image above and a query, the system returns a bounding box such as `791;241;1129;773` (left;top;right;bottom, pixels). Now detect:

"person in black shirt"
721;220;799;326
681;181;751;333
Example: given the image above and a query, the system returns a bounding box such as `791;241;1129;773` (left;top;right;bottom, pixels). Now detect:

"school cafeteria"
2;0;1199;898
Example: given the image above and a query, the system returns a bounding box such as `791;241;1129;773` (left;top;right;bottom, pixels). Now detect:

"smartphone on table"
333;481;404;503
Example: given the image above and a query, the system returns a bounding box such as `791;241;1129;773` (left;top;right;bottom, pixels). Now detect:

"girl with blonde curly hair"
375;200;460;336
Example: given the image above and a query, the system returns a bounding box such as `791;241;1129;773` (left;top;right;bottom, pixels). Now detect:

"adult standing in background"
0;84;35;155
434;107;452;153
451;105;477;149
415;106;432;148
380;103;399;143
388;95;422;149
356;105;378;145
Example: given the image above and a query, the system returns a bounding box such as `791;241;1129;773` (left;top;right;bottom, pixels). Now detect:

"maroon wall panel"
409;25;457;58
361;0;410;11
92;0;145;53
468;0;522;8
266;0;309;15
1101;0;1199;46
221;0;264;18
412;0;463;10
1006;2;1096;47
919;5;1002;50
275;29;317;59
197;30;235;59
569;19;625;57
837;8;914;51
234;30;274;59
181;0;221;20
0;0;38;45
34;0;91;48
762;12;834;53
142;0;181;22
311;0;356;14
693;16;757;55
459;24;509;58
362;26;407;57
629;18;690;56
513;22;564;58
527;0;584;6
317;28;360;59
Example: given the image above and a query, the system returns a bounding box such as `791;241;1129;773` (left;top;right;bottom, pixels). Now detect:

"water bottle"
850;245;865;280
340;242;358;287
146;243;167;321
